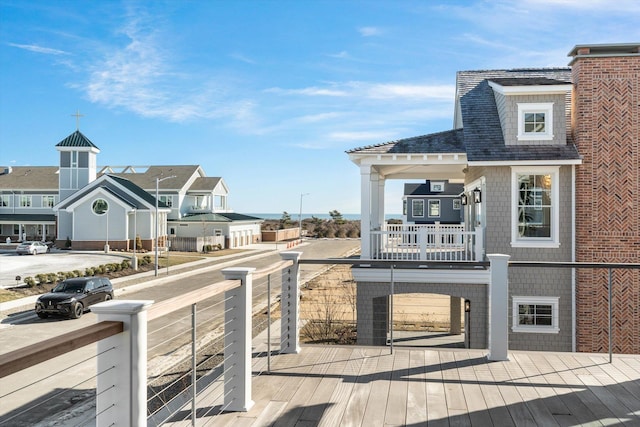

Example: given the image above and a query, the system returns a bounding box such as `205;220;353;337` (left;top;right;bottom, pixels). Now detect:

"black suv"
35;277;114;319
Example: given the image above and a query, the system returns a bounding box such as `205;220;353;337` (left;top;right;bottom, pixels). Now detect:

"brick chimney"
569;43;640;354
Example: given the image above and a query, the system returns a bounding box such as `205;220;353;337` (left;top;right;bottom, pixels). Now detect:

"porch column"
370;173;380;231
377;177;385;230
360;165;372;259
450;296;461;335
488;254;510;361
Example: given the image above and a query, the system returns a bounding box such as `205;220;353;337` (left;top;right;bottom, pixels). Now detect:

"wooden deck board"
165;344;640;427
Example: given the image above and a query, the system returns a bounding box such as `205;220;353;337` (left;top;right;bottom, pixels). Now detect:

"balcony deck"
161;336;640;426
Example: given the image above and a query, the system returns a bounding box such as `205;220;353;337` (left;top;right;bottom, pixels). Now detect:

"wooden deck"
161;343;640;426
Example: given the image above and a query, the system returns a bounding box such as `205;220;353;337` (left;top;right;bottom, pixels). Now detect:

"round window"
92;199;109;215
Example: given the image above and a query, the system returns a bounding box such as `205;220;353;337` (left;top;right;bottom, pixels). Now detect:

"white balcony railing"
370;224;484;261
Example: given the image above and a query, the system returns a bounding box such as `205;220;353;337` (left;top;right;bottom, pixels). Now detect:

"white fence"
370;224;484;261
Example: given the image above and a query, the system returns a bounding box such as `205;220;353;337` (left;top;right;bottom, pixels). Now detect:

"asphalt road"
0;239;360;426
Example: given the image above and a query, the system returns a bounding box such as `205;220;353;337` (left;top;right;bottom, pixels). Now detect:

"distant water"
248;213;402;221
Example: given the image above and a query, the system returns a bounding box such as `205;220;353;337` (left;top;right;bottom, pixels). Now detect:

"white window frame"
20;195;32;208
428;200;441;218
517;103;554;141
159;195;173;207
412;199;424;217
511;166;560;248
42;195;55;208
512;296;559;334
430;181;444;192
0;195;10;207
453;199;461;210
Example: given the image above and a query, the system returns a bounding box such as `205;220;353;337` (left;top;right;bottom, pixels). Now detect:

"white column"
370;173;380;231
377;177;386;230
360;165;372;259
222;267;255;412
92;300;153;427
280;251;302;353
487;254;510;361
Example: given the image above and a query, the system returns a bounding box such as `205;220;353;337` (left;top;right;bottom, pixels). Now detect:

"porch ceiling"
352;153;468;180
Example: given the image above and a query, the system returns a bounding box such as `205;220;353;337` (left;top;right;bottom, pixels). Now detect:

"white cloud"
524;0;640;12
328;51;351;59
82;14;253;123
267;81;455;101
230;52;256;64
358;26;382;37
8;43;69;55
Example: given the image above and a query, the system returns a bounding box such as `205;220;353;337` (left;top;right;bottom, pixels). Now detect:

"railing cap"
91;300;154;315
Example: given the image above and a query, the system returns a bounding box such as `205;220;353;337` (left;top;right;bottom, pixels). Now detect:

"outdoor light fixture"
465;299;471;313
473;187;482;203
460;193;468;205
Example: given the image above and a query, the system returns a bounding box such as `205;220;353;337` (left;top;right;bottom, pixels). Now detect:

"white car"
16;241;49;255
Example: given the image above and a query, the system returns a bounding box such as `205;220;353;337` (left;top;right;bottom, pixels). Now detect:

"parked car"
35;277;114;319
16;241;49;255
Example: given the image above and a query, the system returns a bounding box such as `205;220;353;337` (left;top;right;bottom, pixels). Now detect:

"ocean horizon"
247;213;403;221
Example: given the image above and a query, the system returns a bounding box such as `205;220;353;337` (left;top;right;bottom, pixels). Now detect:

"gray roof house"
0;131;263;251
347;43;640;355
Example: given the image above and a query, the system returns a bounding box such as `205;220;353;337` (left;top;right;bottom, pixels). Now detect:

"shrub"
135;235;143;250
57;272;67;282
85;267;95;276
35;273;48;285
95;265;106;274
72;270;82;278
24;276;36;287
65;236;72;249
47;273;58;283
142;255;152;265
121;259;131;269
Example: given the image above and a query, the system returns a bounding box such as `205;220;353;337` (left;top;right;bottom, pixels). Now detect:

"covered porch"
347;130;485;261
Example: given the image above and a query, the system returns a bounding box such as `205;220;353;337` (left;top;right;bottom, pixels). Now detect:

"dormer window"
518;103;553;140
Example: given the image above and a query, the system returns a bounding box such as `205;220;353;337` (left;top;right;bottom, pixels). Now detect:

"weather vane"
71;109;84;130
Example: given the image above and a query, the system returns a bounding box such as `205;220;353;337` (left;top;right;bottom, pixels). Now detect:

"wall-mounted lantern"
460;193;468;205
465;299;471;312
473;187;482;203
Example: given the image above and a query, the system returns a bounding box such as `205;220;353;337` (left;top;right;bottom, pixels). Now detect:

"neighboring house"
0;131;262;251
403;180;464;225
347;43;639;354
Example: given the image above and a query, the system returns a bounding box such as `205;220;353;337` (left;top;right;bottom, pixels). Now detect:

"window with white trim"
159;195;173;207
0;195;10;207
511;166;559;248
428;200;440;217
20;195;32;208
512;296;559;333
517;103;554;140
42;195;55;208
412;199;424;217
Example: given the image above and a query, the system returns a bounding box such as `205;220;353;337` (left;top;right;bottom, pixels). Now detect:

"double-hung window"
512;296;559;333
517;103;554;141
428;200;440;218
42;195;55;208
511;166;559;248
412;199;424;217
0;195;10;207
20;195;32;208
159;195;173;207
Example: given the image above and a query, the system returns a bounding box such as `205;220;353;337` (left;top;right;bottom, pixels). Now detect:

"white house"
0;130;262;251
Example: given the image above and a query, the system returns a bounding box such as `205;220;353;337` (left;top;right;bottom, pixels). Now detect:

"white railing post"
474;226;485;261
92;300;153;427
419;226;428;260
221;267;256;412
487;254;510;361
280;251;302;354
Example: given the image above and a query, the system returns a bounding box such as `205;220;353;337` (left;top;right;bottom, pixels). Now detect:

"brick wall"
572;52;640;353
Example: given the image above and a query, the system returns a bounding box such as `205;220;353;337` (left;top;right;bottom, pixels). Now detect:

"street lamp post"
155;175;176;277
299;193;309;243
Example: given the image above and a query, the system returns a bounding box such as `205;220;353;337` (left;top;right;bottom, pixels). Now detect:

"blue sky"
1;1;639;215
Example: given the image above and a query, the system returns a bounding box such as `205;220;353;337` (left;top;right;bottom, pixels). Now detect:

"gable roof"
188;177;223;192
105;165;201;191
55;130;99;149
404;181;464;196
0;167;59;190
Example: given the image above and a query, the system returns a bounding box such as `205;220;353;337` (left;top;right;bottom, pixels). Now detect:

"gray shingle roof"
457;68;581;162
347;129;465;154
488;77;571;86
55;130;99;149
0;167;59;190
106;165;200;190
188;177;222;192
